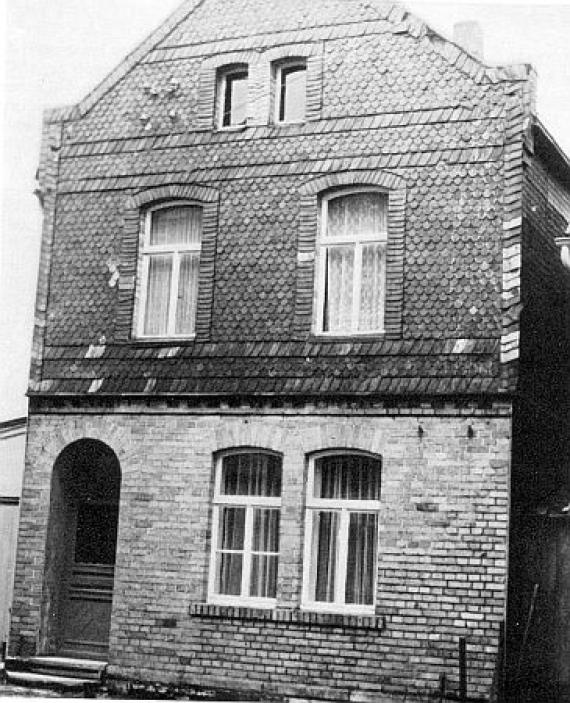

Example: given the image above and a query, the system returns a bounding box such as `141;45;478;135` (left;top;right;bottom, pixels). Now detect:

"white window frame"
208;450;282;608
217;66;249;129
274;59;307;125
135;200;202;340
301;451;381;615
314;187;388;336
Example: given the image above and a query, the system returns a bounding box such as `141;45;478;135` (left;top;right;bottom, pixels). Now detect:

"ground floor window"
209;450;282;606
302;452;381;613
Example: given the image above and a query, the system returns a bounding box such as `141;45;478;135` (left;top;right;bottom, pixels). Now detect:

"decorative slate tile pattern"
38;339;499;397
32;0;534;396
157;0;391;48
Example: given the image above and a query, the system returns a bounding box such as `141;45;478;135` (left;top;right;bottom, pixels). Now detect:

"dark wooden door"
59;501;119;658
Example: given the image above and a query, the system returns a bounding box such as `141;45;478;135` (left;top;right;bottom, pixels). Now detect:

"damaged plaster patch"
107;261;120;288
88;378;104;393
158;347;181;359
86;344;106;359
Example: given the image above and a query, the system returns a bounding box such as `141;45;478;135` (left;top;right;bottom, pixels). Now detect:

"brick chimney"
453;21;484;61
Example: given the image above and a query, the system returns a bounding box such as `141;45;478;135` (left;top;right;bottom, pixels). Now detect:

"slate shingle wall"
11;405;510;700
35;7;523;399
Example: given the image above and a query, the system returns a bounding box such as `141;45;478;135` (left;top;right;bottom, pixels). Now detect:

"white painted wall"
0;419;26;653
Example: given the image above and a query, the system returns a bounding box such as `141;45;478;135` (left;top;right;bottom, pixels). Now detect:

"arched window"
209;450;282;606
136;202;202;338
303;452;381;613
315;189;388;335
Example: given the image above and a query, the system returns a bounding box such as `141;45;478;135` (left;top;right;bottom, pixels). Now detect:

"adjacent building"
8;1;570;701
0;417;26;658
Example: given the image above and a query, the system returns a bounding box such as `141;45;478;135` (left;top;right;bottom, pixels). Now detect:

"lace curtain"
142;206;202;336
323;192;387;333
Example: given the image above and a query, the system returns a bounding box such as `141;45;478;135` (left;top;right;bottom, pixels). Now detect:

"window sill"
273;119;306;127
216;124;248;133
310;331;387;341
131;335;196;345
189;603;385;630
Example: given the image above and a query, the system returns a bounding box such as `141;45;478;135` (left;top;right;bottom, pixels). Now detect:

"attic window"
218;65;248;128
275;60;307;123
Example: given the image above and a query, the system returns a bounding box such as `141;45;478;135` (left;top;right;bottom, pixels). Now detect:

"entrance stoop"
5;656;106;694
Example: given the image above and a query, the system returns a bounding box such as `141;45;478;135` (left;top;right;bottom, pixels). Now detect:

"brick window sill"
188;603;385;630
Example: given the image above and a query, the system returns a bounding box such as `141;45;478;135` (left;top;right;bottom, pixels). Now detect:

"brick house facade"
8;1;570;701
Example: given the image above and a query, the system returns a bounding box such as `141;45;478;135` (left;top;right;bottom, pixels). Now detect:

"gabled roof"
44;0;532;125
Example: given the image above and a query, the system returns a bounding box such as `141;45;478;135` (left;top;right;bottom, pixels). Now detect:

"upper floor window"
218;65;248;128
302;452;381;614
136;203;202;338
209;450;282;606
275;59;306;123
315;189;388;335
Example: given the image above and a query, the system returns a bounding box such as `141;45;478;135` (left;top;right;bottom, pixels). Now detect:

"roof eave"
532;116;570;185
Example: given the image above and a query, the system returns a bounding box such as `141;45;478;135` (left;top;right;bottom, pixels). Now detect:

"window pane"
327;193;387;240
219;507;245;550
175;253;200;335
359;243;386;331
252;508;280;599
314;455;381;500
143;254;172;336
216;507;245;595
252;509;280;553
345;513;377;605
150;206;202;246
223;71;248;127
250;555;278;598
221;453;282;497
279;65;306;122
312;511;339;602
216;553;243;595
323;245;354;332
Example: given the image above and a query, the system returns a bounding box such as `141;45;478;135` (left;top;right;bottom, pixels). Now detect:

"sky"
1;0;569;423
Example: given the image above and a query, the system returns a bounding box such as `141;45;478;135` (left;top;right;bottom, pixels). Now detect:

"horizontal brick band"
188;603;386;630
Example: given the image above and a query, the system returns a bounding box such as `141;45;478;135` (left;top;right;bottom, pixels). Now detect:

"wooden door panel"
61;564;114;657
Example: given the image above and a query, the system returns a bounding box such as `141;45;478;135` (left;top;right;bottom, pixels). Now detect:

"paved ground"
0;682;61;697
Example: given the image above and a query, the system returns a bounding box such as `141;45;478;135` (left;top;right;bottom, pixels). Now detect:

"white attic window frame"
273;58;307;125
217;65;249;130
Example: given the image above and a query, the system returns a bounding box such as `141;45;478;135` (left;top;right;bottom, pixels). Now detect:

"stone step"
5;670;99;692
6;655;106;680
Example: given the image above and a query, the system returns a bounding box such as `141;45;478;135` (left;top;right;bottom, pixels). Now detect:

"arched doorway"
43;439;121;659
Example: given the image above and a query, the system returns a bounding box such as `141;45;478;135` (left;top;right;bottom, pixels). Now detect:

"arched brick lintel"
213;420;386;458
128;183;219;209
299;169;406;196
201;51;260;71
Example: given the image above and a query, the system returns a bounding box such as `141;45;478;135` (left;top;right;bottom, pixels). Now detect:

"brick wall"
11;402;511;700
